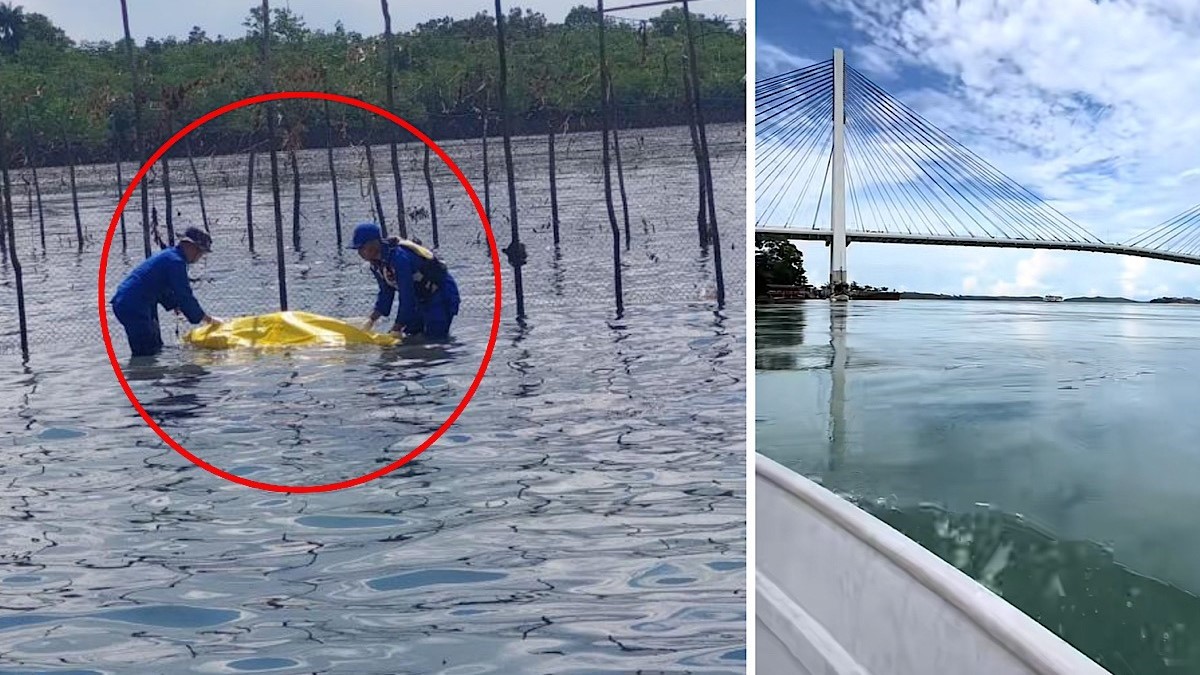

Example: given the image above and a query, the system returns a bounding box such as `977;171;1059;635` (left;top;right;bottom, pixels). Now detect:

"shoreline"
757;291;1200;305
14;107;747;171
897;293;1200;304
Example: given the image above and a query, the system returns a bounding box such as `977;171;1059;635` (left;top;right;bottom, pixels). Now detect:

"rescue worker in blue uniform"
349;223;460;340
110;227;224;357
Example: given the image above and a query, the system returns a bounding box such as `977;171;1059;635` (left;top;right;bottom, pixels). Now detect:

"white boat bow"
757;454;1111;674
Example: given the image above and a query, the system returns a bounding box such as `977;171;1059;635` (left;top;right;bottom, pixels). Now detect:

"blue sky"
756;0;1200;298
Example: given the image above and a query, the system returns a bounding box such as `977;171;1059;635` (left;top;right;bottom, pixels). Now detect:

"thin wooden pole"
423;144;438;248
289;142;301;250
0;107;29;357
683;59;708;247
381;0;407;238
322;78;343;249
120;0;151;259
611;100;631;251
261;0;288;310
113;139;127;251
596;0;624;315
481;103;491;221
548;116;560;247
364;132;386;234
682;0;723;308
63;128;84;251
495;0;525;319
245;148;256;252
23;105;45;251
161;137;175;245
185;137;209;232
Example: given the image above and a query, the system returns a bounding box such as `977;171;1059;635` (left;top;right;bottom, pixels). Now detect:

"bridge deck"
754;227;1200;267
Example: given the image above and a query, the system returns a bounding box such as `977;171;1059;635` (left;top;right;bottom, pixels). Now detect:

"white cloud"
852;43;900;79
770;0;1200;298
1120;257;1150;298
816;0;1200;235
757;39;816;77
988;250;1068;296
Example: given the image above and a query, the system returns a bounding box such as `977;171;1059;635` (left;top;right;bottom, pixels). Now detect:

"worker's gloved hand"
361;317;377;332
389;325;404;338
205;315;225;326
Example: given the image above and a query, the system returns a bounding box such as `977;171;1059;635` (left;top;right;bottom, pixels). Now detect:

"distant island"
898;293;1200;304
760;285;1200;304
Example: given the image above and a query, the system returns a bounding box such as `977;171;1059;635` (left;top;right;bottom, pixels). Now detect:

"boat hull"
756;455;1110;674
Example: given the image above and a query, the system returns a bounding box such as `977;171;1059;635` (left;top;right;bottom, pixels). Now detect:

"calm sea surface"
757;299;1200;675
0;124;746;673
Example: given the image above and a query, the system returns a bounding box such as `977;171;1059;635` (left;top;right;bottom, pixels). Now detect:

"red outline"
98;91;503;493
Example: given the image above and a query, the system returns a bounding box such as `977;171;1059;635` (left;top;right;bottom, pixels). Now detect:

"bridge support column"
830;47;848;299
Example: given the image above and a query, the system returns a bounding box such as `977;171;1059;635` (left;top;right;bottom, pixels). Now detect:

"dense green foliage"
0;3;745;165
756;237;807;290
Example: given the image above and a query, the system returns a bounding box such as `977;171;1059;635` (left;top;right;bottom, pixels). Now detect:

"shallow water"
757;300;1200;674
0;125;746;673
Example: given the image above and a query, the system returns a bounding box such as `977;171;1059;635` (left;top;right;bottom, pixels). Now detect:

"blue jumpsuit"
371;242;460;340
110;245;206;356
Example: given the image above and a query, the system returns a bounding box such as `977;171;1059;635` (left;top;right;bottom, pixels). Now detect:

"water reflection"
0;125;746;673
129;362;213;422
828;305;847;472
759;301;1200;675
755;303;805;371
505;322;543;399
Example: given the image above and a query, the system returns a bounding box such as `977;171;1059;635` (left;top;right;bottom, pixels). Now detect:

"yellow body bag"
182;311;400;350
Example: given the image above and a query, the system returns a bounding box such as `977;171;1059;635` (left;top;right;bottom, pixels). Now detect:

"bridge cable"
851;70;1069;242
850;67;1103;245
756;96;833;208
846;87;937;236
850;73;1000;240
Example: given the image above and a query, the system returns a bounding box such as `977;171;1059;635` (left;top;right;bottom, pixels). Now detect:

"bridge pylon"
830;47;848;299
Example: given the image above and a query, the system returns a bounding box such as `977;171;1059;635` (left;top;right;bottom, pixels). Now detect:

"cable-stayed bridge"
755;49;1200;293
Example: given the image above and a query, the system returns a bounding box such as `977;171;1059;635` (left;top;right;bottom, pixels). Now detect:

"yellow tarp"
182;311;400;349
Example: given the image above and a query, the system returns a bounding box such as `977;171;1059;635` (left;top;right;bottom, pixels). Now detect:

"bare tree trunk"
120;0;152;259
423;144;438;248
380;0;407;237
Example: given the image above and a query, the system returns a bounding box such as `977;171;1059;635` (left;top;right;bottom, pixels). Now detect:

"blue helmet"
349;223;383;249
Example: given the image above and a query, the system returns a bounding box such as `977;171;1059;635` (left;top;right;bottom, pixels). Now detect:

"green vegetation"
755;237;807;292
0;3;745;166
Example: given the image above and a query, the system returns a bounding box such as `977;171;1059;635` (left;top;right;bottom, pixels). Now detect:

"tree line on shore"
0;3;746;166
